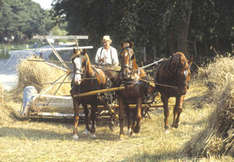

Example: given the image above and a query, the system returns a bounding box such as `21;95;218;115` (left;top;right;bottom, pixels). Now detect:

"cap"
103;35;112;43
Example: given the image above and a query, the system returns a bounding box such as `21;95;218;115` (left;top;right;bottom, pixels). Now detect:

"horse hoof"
172;123;178;128
73;134;79;140
133;125;140;133
82;129;90;136
127;128;133;136
90;134;96;139
164;128;170;134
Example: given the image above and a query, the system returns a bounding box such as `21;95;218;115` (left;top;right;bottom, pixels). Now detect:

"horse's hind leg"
118;97;125;138
133;97;142;133
73;99;80;140
127;105;133;136
83;104;90;135
161;95;169;130
90;104;97;137
172;96;184;128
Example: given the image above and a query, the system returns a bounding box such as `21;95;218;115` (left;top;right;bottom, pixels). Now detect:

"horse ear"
73;48;78;53
71;48;79;60
121;42;124;48
188;56;193;66
129;41;134;48
82;49;87;55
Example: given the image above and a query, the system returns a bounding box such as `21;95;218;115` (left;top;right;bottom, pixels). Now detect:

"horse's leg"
133;97;142;133
73;98;80;140
83;104;90;135
161;95;169;130
90;104;97;138
172;95;184;128
118;96;125;138
127;105;133;136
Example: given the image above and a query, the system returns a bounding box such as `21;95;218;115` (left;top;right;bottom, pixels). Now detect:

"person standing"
95;35;119;66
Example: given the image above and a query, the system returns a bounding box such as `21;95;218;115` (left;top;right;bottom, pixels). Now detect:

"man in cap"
95;35;119;66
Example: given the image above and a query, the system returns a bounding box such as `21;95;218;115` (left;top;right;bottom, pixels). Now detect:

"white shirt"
95;46;119;65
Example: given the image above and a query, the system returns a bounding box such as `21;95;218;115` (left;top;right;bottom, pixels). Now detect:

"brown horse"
70;49;113;140
154;52;192;131
118;41;151;137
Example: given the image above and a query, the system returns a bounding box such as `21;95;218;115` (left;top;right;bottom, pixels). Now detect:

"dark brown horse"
154;52;192;132
118;41;151;138
70;49;112;140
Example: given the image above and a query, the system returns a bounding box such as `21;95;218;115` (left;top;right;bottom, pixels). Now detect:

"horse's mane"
84;53;106;85
132;56;147;79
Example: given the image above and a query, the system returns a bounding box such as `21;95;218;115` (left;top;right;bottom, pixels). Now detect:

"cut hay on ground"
184;56;234;157
17;56;71;96
0;83;2;103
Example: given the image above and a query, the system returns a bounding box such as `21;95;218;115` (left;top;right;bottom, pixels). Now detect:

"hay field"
0;56;233;162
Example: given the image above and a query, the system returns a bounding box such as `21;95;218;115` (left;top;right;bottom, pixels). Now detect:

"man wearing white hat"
95;35;119;66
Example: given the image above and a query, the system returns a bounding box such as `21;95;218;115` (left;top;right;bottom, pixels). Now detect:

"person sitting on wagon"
95;35;120;84
95;35;119;67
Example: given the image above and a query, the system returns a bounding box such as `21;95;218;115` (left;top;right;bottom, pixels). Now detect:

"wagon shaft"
73;86;125;97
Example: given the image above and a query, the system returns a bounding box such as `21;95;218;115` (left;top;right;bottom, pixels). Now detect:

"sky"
32;0;53;10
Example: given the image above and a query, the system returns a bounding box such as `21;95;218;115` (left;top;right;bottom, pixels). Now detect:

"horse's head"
169;52;192;95
119;41;138;79
71;48;89;85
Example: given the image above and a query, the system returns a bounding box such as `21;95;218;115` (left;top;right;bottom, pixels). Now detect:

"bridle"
168;55;189;79
120;47;135;77
73;55;86;75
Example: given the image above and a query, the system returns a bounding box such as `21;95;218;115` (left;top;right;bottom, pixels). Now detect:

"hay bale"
17;56;71;95
184;56;234;157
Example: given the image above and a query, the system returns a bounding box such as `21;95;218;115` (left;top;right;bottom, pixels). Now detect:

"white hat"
103;35;112;42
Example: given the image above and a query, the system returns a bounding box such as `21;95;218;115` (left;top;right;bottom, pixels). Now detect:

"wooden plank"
33;35;89;40
33;46;93;51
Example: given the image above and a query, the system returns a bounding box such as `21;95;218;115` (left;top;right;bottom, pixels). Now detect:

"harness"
120;47;134;70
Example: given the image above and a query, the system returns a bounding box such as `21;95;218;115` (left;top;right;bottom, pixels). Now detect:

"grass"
0;80;232;162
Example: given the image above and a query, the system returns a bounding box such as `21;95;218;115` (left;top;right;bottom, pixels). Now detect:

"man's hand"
98;58;104;63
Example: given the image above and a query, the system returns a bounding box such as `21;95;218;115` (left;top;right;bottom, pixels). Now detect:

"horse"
70;49;114;140
154;52;192;131
117;41;152;138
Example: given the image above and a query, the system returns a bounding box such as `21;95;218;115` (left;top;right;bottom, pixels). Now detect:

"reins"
140;58;165;69
139;78;178;89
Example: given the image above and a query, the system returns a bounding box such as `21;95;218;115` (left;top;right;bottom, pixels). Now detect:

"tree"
52;0;234;62
0;0;55;42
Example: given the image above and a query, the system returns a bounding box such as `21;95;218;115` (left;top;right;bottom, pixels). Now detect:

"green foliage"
0;0;56;43
50;24;68;36
52;0;234;63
